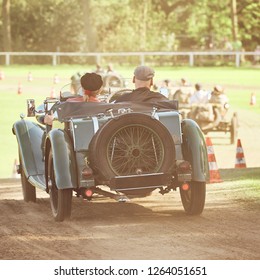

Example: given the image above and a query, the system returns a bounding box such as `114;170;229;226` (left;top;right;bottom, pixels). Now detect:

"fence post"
52;54;57;66
140;54;145;65
235;52;240;67
189;53;194;66
96;54;101;65
5;53;10;66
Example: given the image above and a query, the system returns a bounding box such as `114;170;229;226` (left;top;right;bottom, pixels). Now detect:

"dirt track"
0;108;260;260
0;173;259;260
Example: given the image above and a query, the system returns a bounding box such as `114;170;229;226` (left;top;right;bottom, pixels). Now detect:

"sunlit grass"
0;65;259;178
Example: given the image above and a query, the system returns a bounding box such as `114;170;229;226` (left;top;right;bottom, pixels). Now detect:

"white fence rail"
0;51;257;67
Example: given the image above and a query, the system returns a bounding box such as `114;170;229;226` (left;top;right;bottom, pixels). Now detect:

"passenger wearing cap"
44;73;103;125
209;85;229;117
67;72;103;102
114;65;168;103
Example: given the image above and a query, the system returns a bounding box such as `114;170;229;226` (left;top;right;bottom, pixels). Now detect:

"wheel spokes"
108;125;164;175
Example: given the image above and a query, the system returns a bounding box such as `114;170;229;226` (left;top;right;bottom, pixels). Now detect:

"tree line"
1;0;259;54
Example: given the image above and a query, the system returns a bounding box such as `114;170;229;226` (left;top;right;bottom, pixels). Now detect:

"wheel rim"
107;124;164;175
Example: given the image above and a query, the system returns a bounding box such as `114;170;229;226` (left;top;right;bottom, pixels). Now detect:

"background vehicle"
70;71;126;96
188;103;238;144
12;85;209;221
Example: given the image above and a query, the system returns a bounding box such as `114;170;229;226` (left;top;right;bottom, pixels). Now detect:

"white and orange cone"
50;87;56;98
235;139;247;168
27;72;33;82
17;83;22;95
53;74;60;84
206;137;223;183
0;70;5;80
250;93;256;106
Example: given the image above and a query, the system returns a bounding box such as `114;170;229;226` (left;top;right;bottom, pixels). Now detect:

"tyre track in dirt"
0;177;259;260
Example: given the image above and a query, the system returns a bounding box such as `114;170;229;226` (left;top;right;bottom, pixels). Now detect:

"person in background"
157;79;172;98
209;85;229;117
209;85;228;105
190;83;210;104
114;65;168;102
94;64;105;74
107;63;115;74
44;73;103;125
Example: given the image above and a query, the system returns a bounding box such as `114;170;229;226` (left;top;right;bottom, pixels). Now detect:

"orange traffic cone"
0;70;5;80
12;159;20;178
50;87;56;98
235;139;247;168
250;93;256;106
206;137;223;183
17;83;22;94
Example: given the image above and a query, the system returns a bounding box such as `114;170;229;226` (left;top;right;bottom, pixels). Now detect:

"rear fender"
181;119;209;182
45;129;77;190
12;119;45;188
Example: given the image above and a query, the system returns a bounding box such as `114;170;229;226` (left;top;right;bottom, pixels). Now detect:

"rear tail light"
81;167;93;178
181;183;190;191
85;189;93;198
178;160;191;172
80;188;93;200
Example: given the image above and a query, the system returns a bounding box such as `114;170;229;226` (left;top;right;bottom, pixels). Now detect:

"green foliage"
10;0;84;53
0;0;259;53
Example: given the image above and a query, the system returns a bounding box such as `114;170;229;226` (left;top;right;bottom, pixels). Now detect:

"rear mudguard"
12;119;46;189
181;119;209;182
45;129;77;190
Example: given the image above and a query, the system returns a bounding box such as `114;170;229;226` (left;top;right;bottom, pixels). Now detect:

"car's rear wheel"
48;149;72;222
180;181;206;215
20;156;36;202
89;113;176;186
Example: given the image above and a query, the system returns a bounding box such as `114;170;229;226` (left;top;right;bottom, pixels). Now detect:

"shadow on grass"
219;167;260;181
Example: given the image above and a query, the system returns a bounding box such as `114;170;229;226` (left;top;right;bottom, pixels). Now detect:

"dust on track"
0;175;259;260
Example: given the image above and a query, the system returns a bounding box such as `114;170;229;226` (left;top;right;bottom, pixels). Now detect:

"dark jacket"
114;87;168;103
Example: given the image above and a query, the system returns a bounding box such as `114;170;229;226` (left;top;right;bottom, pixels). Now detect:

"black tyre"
230;113;238;144
180;181;206;215
20;157;36;202
89;113;176;183
48;149;72;222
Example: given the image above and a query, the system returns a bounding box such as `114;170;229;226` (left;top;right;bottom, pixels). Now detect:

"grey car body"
13;90;209;221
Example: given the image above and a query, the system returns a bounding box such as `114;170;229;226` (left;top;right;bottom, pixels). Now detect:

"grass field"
218;168;260;203
0;65;259;178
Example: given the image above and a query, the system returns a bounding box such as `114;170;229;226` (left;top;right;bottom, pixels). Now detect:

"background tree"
0;0;259;55
2;0;12;51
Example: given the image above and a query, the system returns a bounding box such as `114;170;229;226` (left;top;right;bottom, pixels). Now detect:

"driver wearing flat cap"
115;65;168;102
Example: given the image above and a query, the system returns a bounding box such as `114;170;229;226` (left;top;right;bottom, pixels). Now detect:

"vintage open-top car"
188;102;238;144
12;85;209;221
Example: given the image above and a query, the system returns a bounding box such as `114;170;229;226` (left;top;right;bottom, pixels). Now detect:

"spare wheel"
88;113;176;183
